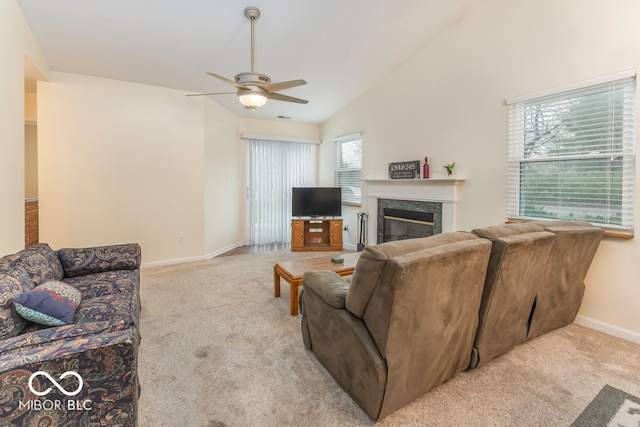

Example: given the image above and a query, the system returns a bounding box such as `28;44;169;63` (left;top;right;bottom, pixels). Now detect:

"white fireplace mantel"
363;178;465;244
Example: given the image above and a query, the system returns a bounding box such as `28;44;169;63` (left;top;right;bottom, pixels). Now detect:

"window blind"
507;75;636;234
249;139;317;244
334;133;362;205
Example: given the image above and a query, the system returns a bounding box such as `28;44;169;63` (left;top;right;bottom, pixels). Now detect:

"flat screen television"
292;187;342;217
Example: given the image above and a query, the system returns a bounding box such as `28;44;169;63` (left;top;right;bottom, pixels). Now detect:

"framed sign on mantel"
388;160;420;179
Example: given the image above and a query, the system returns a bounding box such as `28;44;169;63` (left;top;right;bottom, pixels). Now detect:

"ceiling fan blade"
262;79;307;93
186;92;237;97
206;72;248;89
268;92;309;104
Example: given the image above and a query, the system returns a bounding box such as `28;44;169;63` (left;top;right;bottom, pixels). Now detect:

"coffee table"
274;252;361;316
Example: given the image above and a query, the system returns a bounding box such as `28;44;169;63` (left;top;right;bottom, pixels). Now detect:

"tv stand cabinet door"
291;220;305;250
330;219;343;249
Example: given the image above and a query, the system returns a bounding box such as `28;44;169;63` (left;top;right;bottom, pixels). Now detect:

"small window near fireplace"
383;208;434;242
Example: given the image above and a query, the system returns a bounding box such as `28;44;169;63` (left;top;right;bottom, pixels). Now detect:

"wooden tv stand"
291;218;343;252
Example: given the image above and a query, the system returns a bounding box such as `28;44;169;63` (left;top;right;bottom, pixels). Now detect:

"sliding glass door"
247;139;316;245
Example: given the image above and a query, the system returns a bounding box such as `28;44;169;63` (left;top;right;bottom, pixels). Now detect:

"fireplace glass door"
382;208;434;242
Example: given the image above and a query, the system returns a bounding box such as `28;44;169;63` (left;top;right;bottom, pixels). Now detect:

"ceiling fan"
188;6;308;110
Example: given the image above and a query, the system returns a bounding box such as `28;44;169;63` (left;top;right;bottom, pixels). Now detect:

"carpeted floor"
137;250;640;426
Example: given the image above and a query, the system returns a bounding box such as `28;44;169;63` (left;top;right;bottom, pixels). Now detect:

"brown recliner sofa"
300;221;604;420
300;232;492;420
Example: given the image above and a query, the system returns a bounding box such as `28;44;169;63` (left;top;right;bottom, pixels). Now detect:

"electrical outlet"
179;235;185;244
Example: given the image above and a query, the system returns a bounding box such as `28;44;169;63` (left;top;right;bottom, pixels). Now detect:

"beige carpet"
138;250;640;426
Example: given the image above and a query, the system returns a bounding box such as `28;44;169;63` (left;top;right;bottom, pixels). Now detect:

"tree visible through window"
507;75;635;233
335;134;362;205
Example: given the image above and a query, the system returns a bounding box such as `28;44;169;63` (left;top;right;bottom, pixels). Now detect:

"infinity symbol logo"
28;371;83;397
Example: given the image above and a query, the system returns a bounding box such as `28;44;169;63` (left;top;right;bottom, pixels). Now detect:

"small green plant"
443;162;456;176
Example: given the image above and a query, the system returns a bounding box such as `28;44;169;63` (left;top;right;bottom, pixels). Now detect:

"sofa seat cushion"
0;264;33;339
62;270;139;300
74;293;139;328
13;281;81;326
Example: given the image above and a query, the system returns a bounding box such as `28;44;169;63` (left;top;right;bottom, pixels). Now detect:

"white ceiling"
18;0;484;124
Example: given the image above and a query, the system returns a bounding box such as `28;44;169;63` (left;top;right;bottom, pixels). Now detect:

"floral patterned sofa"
0;243;141;426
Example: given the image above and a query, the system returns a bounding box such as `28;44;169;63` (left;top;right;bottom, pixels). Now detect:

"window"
507;72;636;235
335;133;363;205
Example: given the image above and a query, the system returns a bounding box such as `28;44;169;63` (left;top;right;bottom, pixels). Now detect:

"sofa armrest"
0;326;139;425
301;284;387;419
58;243;141;277
302;270;349;309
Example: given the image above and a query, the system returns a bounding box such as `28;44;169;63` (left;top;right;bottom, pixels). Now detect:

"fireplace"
377;199;442;243
382;209;434;242
364;178;464;247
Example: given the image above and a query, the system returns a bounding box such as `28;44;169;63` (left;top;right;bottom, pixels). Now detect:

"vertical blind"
334;133;363;205
249;139;316;245
507;74;636;234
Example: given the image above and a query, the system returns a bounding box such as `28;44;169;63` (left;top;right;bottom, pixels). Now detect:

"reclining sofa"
0;243;141;426
300;221;604;420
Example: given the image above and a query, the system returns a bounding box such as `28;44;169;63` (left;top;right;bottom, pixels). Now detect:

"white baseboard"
204;242;243;259
141;242;243;268
141;255;205;268
574;315;640;344
343;242;357;252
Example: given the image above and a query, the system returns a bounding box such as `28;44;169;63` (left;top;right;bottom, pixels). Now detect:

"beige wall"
320;0;640;337
239;118;321;140
35;77;314;263
37;72;245;264
204;98;242;256
0;0;48;255
37;72;209;263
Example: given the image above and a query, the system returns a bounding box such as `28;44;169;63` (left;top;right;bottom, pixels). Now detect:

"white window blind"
507;74;636;234
334;133;362;205
249;139;316;244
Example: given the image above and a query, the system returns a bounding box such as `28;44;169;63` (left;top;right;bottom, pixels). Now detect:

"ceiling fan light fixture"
238;91;268;109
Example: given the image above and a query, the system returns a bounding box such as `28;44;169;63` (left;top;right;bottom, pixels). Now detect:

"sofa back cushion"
527;222;604;338
15;244;64;285
363;236;492;418
471;223;545;240
58;243;142;277
345;232;479;318
0;263;33;339
469;231;555;368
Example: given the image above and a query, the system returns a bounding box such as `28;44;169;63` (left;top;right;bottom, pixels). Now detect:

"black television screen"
292;187;342;217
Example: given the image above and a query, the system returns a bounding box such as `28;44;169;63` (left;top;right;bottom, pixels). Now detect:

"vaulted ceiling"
18;0;485;123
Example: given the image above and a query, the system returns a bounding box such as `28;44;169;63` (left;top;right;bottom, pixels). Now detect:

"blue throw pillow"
13;281;81;326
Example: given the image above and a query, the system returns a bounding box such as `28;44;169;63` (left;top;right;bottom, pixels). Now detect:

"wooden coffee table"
274;252;361;316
